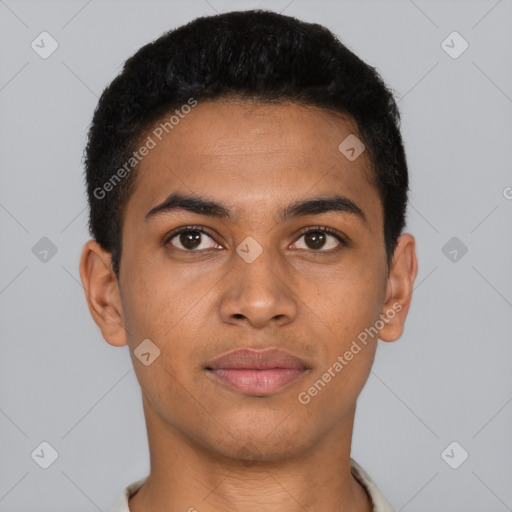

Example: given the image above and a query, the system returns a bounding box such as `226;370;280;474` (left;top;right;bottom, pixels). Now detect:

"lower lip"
207;368;307;395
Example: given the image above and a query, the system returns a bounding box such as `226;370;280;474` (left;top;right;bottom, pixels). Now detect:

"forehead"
124;100;381;230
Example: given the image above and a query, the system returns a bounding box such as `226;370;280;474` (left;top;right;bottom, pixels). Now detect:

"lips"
205;348;310;396
207;348;309;370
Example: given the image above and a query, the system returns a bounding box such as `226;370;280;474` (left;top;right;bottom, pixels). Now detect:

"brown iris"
304;232;326;250
180;231;202;250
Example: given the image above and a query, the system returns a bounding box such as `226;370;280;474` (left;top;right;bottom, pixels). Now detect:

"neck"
129;396;372;512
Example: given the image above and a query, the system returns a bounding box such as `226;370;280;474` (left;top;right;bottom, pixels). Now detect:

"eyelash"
163;225;347;253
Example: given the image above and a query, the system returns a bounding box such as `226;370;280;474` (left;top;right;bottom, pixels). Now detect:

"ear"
79;239;127;347
378;233;418;342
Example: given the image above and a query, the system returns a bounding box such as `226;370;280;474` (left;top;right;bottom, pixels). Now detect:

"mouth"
205;348;310;396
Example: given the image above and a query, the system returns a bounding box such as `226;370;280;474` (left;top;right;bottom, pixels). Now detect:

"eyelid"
163;225;219;247
291;225;347;253
295;225;347;244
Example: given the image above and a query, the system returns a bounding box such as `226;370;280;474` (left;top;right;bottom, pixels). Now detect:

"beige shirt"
112;458;395;512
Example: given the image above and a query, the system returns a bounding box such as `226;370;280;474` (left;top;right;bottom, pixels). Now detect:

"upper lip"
206;348;310;370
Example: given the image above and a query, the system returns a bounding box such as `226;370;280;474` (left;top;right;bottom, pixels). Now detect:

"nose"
218;243;298;329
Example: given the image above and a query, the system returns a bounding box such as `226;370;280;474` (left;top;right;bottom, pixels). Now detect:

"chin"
200;414;313;462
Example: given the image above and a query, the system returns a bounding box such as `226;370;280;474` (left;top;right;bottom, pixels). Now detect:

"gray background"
1;0;511;510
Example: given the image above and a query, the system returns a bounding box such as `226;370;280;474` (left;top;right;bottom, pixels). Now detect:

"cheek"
120;257;210;375
314;262;385;397
315;264;385;339
297;276;382;421
120;267;204;415
120;243;187;337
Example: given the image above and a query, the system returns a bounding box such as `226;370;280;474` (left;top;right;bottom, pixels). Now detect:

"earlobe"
379;233;418;342
79;239;128;347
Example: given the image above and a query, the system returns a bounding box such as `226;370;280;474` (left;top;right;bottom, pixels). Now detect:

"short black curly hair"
83;9;408;279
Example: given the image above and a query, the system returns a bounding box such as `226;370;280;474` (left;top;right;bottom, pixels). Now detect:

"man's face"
115;100;391;458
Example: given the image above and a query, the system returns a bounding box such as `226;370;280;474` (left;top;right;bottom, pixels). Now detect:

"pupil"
306;232;325;250
181;231;201;249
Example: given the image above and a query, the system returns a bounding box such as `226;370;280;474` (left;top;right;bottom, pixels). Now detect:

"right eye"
164;226;222;252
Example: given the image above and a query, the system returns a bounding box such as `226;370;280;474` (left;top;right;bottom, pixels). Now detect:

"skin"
79;99;418;512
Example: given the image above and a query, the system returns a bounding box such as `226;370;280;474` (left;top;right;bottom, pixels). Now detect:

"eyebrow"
144;192;367;225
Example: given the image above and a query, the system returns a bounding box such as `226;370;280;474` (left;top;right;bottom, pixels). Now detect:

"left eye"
292;229;343;251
